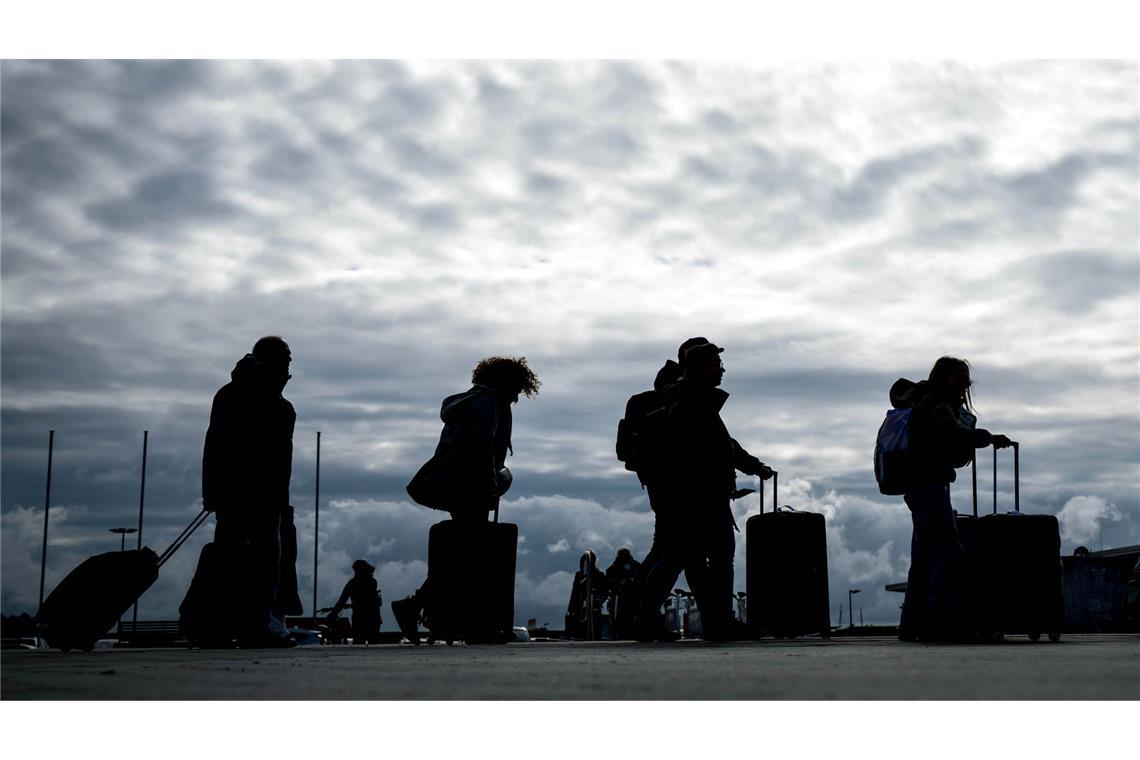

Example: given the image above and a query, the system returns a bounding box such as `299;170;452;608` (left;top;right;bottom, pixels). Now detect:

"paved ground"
3;635;1137;700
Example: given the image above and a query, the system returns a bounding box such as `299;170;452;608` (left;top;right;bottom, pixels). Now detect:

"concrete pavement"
3;635;1138;700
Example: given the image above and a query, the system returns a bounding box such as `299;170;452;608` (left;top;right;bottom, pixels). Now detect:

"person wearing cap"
184;336;297;649
633;341;773;641
326;560;383;645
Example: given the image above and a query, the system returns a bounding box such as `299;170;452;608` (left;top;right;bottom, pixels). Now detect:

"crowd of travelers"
178;335;1012;647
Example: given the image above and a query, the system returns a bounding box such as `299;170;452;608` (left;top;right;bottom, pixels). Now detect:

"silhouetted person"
891;356;1012;642
565;550;609;639
191;336;297;648
619;338;726;639
604;547;642;638
326;560;383;645
393;356;540;644
632;341;773;641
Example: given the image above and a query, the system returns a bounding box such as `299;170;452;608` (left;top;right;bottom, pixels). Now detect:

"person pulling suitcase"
180;336;298;649
630;341;773;642
395;356;540;644
883;356;1014;642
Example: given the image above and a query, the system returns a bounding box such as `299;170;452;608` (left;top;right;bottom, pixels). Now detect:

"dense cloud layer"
3;61;1137;628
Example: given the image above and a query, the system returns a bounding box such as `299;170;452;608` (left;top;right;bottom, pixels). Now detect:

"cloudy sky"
2;60;1137;631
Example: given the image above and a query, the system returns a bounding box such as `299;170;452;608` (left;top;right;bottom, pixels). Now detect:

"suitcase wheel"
1028;632;1041;642
1048;632;1061;642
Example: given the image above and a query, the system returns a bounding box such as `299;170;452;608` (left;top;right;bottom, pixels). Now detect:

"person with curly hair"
394;356;539;643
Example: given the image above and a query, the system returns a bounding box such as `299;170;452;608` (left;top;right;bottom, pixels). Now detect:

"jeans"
901;480;963;637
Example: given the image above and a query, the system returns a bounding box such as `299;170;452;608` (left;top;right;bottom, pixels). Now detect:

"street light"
848;588;861;629
110;527;138;641
109;527;138;552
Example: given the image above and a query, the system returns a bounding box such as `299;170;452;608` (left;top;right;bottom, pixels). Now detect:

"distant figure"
394;356;540;644
890;357;1012;642
565;550;609;639
631;341;773;641
326;560;383;645
604;547;642;639
186;336;297;648
1073;546;1090;558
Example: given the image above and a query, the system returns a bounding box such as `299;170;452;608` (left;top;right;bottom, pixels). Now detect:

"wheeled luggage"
36;510;210;651
178;539;239;645
746;472;831;638
956;443;1064;641
425;505;517;643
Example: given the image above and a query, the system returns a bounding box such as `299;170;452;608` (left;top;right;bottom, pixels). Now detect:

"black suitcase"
178;540;239;645
36;510;210;651
746;472;831;638
957;443;1064;641
425;505;517;643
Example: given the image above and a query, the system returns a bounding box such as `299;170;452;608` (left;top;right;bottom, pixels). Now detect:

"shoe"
391;596;422;645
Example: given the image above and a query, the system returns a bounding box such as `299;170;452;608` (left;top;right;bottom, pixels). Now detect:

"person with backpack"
325;560;383;645
627;340;773;641
393;356;540;644
887;357;1012;641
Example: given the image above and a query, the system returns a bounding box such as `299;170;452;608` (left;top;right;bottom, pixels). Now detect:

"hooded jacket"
659;378;738;503
623;360;764;488
202;353;296;512
406;385;512;513
890;377;992;483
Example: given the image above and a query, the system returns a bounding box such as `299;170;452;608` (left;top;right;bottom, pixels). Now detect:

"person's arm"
326;581;353;619
930;402;993;449
470;394;500;509
731;438;774;479
201;391;229;511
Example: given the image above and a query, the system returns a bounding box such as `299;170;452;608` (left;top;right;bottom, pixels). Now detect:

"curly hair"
471;356;541;397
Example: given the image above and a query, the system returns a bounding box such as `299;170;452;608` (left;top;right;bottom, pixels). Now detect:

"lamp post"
313;431;321;624
110;527;138;639
110;527;138;552
132;431;148;631
848;588;861;629
38;430;55;612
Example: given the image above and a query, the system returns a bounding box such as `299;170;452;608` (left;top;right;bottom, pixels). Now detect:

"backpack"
874;407;912;495
616;389;669;484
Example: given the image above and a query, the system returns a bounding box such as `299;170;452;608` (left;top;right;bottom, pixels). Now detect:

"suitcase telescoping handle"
758;470;778;514
970;441;1019;517
155;509;210;568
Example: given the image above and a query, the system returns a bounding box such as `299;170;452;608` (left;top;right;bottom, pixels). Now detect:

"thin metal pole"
38;430;55;610
132;431;148;629
971;452;978;518
1013;442;1020;513
992;445;998;515
313;431;321;621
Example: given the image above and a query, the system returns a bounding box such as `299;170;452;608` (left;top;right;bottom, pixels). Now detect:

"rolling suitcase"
746;472;831;638
36;510;210;651
178;539;239;645
957;443;1064;641
425;503;517;643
